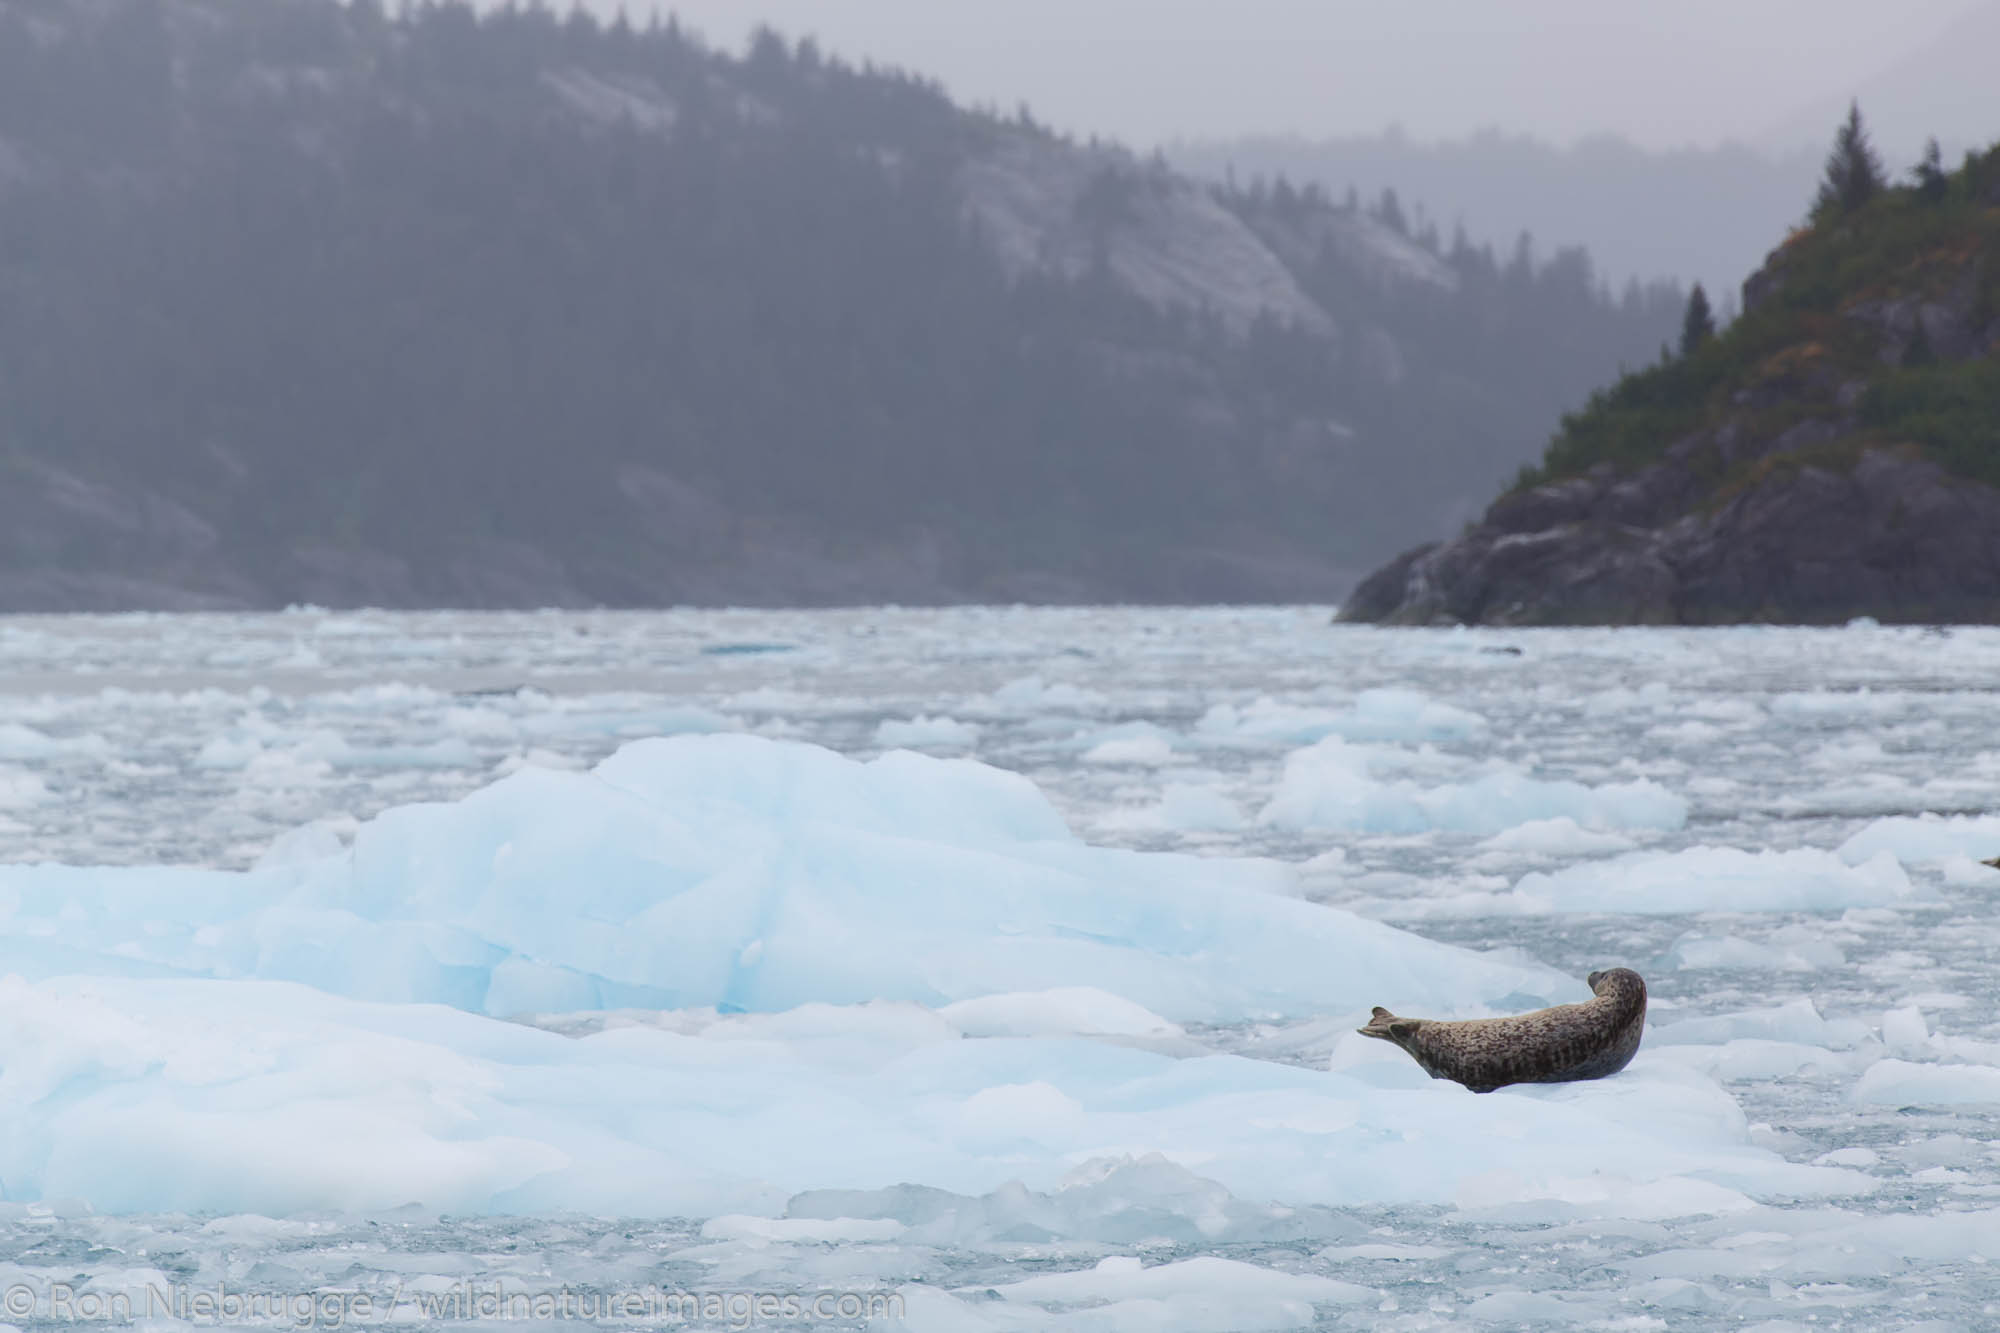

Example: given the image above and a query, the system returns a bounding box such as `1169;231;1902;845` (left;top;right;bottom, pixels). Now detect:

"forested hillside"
1342;122;2000;626
0;0;1682;607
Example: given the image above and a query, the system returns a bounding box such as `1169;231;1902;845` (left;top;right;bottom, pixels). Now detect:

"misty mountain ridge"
1753;1;2000;159
1173;129;1822;311
0;0;1679;609
1175;2;2000;304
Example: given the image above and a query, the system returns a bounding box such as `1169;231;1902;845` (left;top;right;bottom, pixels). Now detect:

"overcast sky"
581;0;1993;154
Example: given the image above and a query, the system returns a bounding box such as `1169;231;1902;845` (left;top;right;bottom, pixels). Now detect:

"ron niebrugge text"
1;1281;905;1328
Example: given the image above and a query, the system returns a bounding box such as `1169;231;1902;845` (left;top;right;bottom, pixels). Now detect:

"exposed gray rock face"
1846;262;1993;365
1340;444;2000;626
0;460;257;610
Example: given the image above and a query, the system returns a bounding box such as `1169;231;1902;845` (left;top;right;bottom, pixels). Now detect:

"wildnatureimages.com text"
2;1281;905;1329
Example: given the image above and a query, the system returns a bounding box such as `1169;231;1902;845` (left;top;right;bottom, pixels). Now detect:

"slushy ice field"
2;607;1999;1332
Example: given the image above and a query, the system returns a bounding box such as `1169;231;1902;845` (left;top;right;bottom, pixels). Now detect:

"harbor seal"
1357;967;1646;1093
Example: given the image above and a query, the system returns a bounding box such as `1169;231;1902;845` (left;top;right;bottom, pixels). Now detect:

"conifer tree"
1376;186;1407;235
1913;136;1948;202
1814;101;1885;219
1679;283;1715;358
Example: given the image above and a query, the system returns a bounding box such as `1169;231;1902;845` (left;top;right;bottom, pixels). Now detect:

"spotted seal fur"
1357;967;1646;1093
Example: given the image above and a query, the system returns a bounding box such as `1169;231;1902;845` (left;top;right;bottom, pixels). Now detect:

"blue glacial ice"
3;735;1569;1021
0;734;1862;1219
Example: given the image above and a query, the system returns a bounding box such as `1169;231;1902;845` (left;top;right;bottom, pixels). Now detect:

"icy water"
2;607;1999;1331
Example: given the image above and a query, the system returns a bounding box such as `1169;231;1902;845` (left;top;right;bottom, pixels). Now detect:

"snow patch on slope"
960;139;1333;336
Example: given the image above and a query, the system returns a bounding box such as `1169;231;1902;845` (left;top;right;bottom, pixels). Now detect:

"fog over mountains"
620;0;1995;158
1170;133;1821;317
655;1;2000;303
0;0;1683;609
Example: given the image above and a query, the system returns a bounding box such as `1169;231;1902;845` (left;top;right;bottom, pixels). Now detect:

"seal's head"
1586;967;1646;1001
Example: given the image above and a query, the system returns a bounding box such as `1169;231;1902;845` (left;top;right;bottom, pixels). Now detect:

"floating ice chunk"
1581;682;1673;715
0;723;109;761
1297;848;1352;877
0;973;1866;1219
1477;817;1638;857
1663;931;1844;972
442;703;522;740
0;767;51;810
1808;737;1889;769
1650;1040;1858;1082
519;702;732;741
0;735;1569;1022
874;715;982;751
1621;1207;2000;1282
1103;782;1248;834
1770;688;1910;717
1316;1242;1449;1262
1498;847;1918;917
1196;688;1485;748
888;1248;1376;1320
698;1215;904;1243
1260;737;1684;836
1685;697;1767;725
723;686;820;712
197;731;478;771
1195;698;1342;746
988;1253;1352;1303
1452;1162;1760;1222
974;675;1103;715
1082;734;1179;766
887;1276;1349;1333
1927;1030;2000;1066
1463;1290;1602;1323
1837;813;2000;867
940;989;1184;1041
1650;999;1872;1050
1880;1006;1929;1058
1327;688;1488;742
1854;1060;2000;1106
1941;855;2000;886
1155;783;1247;832
492;747;585;776
1647;720;1724;745
789;1155;1352;1248
253;819;355;870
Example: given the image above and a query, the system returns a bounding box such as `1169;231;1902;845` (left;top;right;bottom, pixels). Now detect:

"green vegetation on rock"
1862;358;2000;488
1513;121;2000;499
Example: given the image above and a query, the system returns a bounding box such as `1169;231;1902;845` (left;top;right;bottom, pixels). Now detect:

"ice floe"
1389;846;1925;919
2;736;1565;1022
0;973;1863;1218
1260;736;1685;836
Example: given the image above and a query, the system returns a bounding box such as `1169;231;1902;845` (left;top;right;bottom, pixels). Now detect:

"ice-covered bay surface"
2;608;1999;1330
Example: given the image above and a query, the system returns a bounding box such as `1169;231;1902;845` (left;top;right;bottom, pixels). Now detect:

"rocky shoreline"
1340;446;2000;626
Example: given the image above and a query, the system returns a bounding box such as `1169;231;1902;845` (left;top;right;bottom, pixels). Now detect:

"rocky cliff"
1342;143;2000;626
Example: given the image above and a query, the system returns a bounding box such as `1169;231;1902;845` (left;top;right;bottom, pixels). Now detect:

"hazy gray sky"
582;0;1992;153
